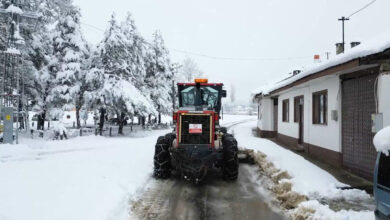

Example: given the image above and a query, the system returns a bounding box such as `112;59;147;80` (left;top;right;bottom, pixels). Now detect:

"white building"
253;35;390;179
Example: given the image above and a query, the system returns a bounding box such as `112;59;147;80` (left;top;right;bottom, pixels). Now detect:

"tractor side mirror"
222;90;227;98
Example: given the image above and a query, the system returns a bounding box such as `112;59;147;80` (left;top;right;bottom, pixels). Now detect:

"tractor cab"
177;79;226;113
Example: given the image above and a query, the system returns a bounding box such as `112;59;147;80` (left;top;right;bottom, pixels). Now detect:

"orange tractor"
153;79;239;183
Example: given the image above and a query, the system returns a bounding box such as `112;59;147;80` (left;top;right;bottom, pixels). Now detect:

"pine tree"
99;13;156;134
121;13;149;95
145;30;173;123
82;47;104;117
48;5;88;122
26;0;74;129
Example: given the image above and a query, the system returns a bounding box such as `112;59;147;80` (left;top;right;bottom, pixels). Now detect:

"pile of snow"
52;122;67;134
233;121;350;198
253;30;390;96
294;200;374;220
374;126;390;155
5;4;23;14
232;121;374;219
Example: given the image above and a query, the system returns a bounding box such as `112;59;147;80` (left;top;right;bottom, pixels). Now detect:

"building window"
282;99;289;122
294;96;303;123
313;90;327;125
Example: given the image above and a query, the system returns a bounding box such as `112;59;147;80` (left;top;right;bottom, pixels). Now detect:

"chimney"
336;43;344;55
314;54;321;63
351;42;361;48
293;70;301;76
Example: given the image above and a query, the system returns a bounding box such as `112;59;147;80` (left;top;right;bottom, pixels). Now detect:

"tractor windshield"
179;85;221;111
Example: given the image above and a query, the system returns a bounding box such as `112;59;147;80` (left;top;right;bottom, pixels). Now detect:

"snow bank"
253;30;390;96
233;121;349;198
293;200;374;220
374;126;390;155
52;122;67;134
234;121;374;219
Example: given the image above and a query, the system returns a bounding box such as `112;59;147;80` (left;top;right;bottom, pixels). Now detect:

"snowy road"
130;116;286;220
131;165;286;220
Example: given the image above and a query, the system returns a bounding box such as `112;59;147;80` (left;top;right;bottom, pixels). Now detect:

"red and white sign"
189;124;202;134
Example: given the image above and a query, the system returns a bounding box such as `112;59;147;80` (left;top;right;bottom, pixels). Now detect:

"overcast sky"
73;0;390;104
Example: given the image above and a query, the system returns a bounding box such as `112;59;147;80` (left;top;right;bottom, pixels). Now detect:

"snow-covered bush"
374;126;390;156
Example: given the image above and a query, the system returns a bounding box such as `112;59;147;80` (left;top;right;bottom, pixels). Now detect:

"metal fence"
28;123;172;140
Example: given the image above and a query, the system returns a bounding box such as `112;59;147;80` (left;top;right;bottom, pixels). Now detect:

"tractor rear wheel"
153;136;171;179
222;135;239;181
220;127;228;134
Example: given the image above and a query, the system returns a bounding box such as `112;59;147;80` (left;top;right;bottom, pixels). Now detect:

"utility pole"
0;0;39;144
338;16;349;53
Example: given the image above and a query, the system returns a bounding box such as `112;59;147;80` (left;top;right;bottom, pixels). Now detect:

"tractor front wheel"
153;136;171;179
222;135;239;181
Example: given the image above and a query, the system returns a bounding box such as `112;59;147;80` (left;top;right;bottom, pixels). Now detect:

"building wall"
255;67;389;176
257;98;274;131
276;75;342;153
378;72;390;127
277;87;307;139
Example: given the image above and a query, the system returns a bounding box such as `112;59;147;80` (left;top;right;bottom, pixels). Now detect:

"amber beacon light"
194;78;208;83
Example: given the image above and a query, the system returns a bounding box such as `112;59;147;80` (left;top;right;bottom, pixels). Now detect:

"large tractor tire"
153;135;171;179
222;135;239;181
164;133;176;148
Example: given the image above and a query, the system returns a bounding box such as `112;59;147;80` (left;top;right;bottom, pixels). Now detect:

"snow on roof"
374;126;390;156
5;4;23;14
253;31;390;97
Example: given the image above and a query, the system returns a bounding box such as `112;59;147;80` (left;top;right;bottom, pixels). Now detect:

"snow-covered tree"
145;30;173;123
99;13;156;134
48;5;88;123
121;13;149;95
82;48;104;112
72;45;105;128
26;0;74;129
179;57;204;82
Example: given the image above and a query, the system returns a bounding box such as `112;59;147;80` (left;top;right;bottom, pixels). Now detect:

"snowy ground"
0;115;375;220
232;121;375;220
0;115;255;220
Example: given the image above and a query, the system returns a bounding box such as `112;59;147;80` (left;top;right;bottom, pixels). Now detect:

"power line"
80;22;105;32
79;21;313;62
170;48;312;61
347;0;377;18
